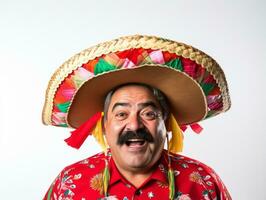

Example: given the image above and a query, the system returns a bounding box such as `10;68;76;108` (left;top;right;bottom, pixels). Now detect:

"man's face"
104;85;167;173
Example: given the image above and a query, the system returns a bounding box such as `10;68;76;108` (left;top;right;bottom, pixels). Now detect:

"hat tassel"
64;112;102;149
91;112;108;152
167;113;184;153
180;123;203;134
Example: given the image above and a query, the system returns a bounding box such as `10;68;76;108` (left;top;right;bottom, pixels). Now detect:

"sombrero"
42;35;230;148
42;35;231;199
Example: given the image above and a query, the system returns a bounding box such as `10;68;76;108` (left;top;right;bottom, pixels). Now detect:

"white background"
0;0;265;199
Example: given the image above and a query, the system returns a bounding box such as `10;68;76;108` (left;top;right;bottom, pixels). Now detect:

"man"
42;35;231;200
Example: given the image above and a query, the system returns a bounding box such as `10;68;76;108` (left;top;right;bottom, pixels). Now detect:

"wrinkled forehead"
103;84;161;117
110;84;159;106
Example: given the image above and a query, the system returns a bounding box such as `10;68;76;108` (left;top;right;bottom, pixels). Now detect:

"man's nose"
126;114;144;131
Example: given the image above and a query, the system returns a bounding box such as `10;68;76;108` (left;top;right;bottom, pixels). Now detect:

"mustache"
117;128;154;145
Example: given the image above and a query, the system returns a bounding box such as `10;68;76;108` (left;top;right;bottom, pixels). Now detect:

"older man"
42;35;231;199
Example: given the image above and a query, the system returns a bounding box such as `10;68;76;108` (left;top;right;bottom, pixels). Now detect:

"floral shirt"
43;150;231;200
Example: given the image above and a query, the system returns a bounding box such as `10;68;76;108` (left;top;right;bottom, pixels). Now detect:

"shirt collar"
108;151;169;187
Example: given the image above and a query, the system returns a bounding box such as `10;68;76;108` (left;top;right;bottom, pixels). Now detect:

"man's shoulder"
159;152;231;199
168;152;231;199
167;151;222;184
168;152;212;169
43;152;108;199
60;151;106;177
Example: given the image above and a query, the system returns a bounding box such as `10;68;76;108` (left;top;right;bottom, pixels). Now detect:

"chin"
125;155;153;169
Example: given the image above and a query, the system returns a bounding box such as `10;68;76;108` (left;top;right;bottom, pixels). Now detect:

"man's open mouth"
125;139;146;146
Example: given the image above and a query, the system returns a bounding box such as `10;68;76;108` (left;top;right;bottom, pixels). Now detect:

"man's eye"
141;111;158;120
115;112;128;120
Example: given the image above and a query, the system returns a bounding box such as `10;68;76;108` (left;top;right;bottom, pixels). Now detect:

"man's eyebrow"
138;101;160;110
111;101;160;112
111;102;131;112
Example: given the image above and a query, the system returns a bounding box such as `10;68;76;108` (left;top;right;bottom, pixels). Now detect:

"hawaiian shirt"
43;150;231;200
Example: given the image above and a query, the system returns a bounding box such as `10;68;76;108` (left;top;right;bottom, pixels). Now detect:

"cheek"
158;119;166;132
149;120;166;136
104;120;125;145
153;121;167;143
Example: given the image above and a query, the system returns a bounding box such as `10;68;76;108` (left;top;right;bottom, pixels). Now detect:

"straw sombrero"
42;34;230;134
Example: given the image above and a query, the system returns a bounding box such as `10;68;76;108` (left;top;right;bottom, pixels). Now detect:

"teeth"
127;139;144;142
125;140;145;146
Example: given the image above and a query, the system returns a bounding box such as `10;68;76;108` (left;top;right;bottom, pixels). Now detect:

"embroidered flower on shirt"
90;173;103;194
57;173;76;199
189;171;204;185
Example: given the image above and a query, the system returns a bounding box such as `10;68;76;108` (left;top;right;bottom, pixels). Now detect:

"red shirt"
43;150;231;200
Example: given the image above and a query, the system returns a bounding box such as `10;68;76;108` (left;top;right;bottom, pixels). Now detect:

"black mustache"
117;128;154;145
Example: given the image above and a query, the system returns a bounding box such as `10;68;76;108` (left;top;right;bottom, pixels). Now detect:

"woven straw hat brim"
68;64;206;128
42;35;231;128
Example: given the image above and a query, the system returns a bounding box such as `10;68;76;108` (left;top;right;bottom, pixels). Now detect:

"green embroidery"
200;83;215;95
58;123;68;127
165;59;183;71
57;102;70;113
94;59;116;75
